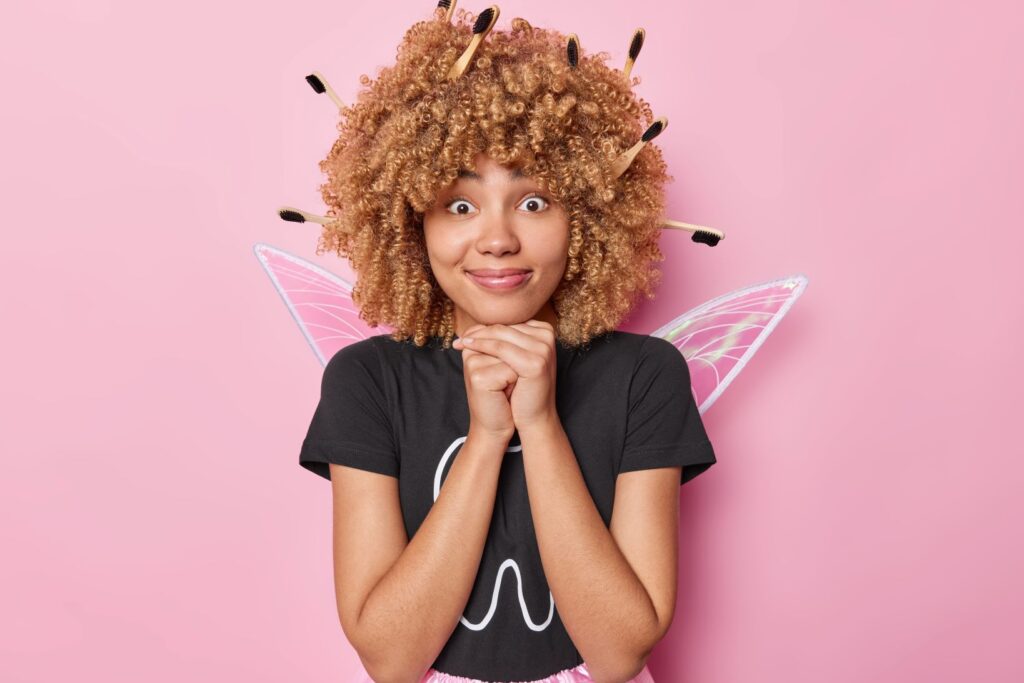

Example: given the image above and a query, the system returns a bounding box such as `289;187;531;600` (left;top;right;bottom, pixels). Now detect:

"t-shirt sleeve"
299;339;399;481
618;335;717;485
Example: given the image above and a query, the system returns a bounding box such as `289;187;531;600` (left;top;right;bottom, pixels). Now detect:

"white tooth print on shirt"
434;436;556;632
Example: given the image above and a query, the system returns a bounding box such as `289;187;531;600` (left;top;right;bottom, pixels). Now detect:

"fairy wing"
649;273;808;414
253;243;388;366
255;240;807;410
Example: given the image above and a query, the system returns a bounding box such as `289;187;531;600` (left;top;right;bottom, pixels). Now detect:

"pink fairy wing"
649;273;809;414
253;243;389;366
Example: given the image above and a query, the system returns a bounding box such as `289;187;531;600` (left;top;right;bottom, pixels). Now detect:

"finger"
461;345;502;367
518;319;556;335
512;320;556;344
459;323;489;339
463;352;517;393
457;335;547;378
461;323;549;354
460;342;515;372
459;343;486;360
474;324;554;360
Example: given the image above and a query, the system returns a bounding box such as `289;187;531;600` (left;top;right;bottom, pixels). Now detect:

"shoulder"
637;333;684;362
326;335;383;365
323;334;393;381
576;329;646;355
595;332;688;381
580;330;676;364
325;333;442;373
634;335;691;389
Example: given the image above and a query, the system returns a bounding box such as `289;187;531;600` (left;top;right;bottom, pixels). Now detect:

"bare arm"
518;416;673;683
332;428;510;683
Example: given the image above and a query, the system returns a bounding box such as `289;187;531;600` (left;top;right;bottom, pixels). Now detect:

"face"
422;153;570;338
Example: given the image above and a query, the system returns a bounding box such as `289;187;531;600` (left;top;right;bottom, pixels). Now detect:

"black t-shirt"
299;330;716;681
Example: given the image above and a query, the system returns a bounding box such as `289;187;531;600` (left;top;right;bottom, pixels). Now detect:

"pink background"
2;0;1021;681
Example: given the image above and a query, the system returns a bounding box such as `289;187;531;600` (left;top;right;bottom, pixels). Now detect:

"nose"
475;207;520;256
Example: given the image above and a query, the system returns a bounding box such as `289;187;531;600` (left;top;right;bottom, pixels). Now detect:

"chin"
462;303;534;324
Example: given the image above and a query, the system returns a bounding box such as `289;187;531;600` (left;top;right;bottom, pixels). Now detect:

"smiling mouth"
465;270;533;290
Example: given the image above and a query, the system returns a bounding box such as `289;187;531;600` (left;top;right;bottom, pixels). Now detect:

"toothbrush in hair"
623;28;644;80
304;71;345;110
567;34;580;68
610;116;667;179
436;0;457;23
447;6;500;80
660;219;724;246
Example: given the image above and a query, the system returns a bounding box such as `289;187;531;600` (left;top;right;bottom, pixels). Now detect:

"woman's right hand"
455;328;517;440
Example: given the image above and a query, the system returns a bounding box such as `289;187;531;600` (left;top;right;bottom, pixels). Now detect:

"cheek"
422;230;463;273
543;222;571;267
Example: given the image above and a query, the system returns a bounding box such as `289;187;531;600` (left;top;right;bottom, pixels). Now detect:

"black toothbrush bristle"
474;7;494;33
692;230;720;246
567;37;579;67
629;30;644;60
279;209;305;223
641;120;664;142
437;0;451;8
304;74;325;94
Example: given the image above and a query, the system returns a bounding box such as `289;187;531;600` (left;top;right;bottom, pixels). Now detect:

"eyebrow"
457;167;525;181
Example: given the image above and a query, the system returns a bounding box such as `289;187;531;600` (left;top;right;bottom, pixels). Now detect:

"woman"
299;6;717;682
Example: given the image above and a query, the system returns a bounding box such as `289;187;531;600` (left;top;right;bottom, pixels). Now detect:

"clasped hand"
453;320;557;432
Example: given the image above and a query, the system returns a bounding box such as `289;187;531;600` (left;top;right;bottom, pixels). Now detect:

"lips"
466;268;531;277
465;269;532;290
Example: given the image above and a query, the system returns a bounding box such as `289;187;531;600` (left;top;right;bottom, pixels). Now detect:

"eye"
445;197;477;215
518;194;550;213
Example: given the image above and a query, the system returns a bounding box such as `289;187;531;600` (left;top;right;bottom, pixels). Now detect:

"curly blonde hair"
316;7;673;349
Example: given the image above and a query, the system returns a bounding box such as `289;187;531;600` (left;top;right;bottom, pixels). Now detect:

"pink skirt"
357;662;655;682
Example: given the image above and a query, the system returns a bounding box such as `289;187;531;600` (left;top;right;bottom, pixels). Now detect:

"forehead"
456;166;525;181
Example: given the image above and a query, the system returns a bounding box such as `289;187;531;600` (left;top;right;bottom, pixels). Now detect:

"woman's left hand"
453;320;558;430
